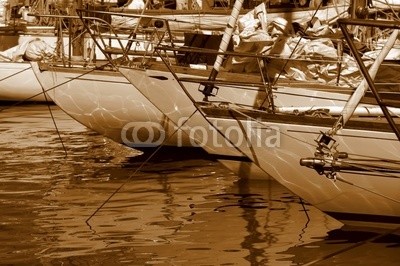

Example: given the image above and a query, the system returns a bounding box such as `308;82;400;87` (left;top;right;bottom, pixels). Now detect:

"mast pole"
329;27;399;136
201;0;244;100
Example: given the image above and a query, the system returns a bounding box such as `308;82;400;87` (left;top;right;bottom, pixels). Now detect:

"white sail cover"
0;38;54;62
224;2;400;87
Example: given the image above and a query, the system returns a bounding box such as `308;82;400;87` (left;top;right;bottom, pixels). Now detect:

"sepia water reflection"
0;104;399;265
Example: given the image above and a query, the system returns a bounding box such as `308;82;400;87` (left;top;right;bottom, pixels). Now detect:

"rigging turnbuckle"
199;83;219;100
299;132;348;180
300;156;349;180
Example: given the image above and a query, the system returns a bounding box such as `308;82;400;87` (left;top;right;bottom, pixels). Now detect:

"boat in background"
0;0;60;102
0;0;242;102
0;33;60;102
108;0;351;31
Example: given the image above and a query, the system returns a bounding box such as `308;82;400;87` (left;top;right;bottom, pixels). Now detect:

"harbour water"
0;104;399;265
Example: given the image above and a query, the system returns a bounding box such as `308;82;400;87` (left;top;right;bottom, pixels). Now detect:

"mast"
349;0;370;19
70;0;84;57
200;0;244;100
329;28;399;136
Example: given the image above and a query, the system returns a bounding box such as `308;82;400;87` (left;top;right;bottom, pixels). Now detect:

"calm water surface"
0;104;399;265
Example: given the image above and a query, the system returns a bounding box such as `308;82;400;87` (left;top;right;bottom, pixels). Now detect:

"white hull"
117;65;377;184
0;62;47;102
30;59;380;146
203;108;400;229
31;61;278;147
119;66;400;228
30;62;190;146
0;34;61;102
30;61;273;179
118;65;369;150
119;65;272;180
0;33;103;102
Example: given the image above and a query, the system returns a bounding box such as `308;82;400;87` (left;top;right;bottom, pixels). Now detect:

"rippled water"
0;104;399;265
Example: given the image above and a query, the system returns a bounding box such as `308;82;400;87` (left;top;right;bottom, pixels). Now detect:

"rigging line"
155;50;252;160
271;0;324;87
342;156;400;164
299;197;310;222
320;158;400;178
335;158;400;170
272;91;348;104
322;155;400;166
378;0;400;20
36;62;112;94
85;108;199;224
1;61;113;113
227;104;319;148
303;225;400;266
338;163;400;175
330;162;400;178
334;169;400;178
0;66;31;83
228;104;400;167
343;151;400;163
272;84;356;93
335;175;400;204
256;56;274;110
40;83;68;157
263;54;341;63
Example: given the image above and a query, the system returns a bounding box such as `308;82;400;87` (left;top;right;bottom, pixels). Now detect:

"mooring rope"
85;108;199;224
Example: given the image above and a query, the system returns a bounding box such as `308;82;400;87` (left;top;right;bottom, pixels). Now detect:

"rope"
335;175;400;203
0;66;31;83
85;108;199;224
271;0;325;87
227;103;319;148
40;83;68;157
0;61;113;113
224;103;400;205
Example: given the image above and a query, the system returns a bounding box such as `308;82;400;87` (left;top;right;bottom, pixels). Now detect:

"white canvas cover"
0;38;54;62
224;4;375;86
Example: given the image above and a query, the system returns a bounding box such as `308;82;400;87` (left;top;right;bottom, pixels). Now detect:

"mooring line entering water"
85;109;199;224
26;62;112;156
39;79;68;157
0;62;116;154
